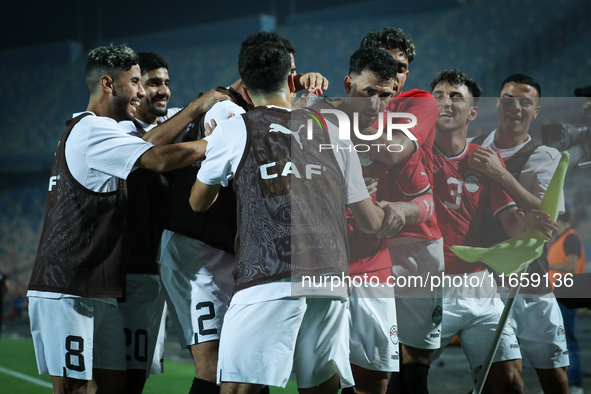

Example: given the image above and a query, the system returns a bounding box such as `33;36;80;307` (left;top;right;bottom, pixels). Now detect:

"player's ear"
344;76;352;95
101;75;114;94
288;74;296;94
468;105;478;121
242;86;254;106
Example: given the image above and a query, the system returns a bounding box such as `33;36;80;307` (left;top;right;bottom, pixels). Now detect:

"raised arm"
468;147;541;209
142;88;231;146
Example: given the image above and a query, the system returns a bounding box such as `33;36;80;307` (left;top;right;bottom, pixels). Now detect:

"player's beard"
147;95;168;117
113;94;135;121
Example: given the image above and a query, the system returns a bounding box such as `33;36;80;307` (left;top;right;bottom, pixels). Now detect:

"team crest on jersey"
390;325;399;345
358;152;374;166
432;306;442;324
464;172;481;193
557;325;566;342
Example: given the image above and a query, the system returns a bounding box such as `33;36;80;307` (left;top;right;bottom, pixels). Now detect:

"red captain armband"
411;193;434;224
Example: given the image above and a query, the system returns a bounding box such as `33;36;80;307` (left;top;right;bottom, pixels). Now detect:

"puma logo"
269;123;305;149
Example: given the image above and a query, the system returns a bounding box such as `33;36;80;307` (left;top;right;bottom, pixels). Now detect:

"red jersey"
433;143;516;274
369;89;441;240
347;201;391;281
348;151;430;280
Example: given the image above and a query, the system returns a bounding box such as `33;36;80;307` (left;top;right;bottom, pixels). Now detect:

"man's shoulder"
399;88;433;98
213;112;247;136
118;120;141;136
73;113;120;134
387;89;436;112
531;144;561;162
156;107;183;123
466;142;483;155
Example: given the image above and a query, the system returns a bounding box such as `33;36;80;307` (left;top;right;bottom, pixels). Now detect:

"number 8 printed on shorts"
65;335;85;372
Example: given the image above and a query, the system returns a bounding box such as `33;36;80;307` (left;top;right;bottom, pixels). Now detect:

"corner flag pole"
471;275;522;394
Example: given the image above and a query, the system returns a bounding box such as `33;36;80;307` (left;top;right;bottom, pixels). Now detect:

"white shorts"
507;294;569;369
29;297;126;380
349;285;399;372
159;230;235;284
387;237;444;349
159;231;235;348
119;274;167;376
431;273;522;379
160;264;233;348
217;296;354;389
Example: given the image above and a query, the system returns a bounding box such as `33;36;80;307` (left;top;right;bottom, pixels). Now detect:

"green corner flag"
450;151;569;276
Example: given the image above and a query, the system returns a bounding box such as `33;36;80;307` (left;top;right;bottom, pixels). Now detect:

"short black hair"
431;69;482;100
85;44;138;93
137;52;168;75
238;42;291;96
500;73;542;97
349;47;398;81
360;27;416;63
239;32;295;59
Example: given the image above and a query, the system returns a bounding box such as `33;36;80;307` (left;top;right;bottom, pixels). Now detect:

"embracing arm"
468;147;541;209
142;88;231;146
189;178;221;212
348;198;385;234
135;140;207;173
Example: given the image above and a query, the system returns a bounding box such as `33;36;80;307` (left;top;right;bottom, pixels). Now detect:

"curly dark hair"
238;42;291;96
349;47;398;81
85;44;138;93
239;32;295;59
360;27;416;63
137;52;168;76
500;73;541;98
430;69;482;99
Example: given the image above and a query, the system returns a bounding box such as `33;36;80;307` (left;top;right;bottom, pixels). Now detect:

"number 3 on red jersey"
444;177;462;210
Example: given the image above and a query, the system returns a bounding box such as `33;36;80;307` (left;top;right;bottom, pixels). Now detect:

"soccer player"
157;32;328;394
469;74;569;394
27;44;215;394
310;47;431;394
429;69;558;393
117;51;233;394
189;41;389;394
357;28;442;394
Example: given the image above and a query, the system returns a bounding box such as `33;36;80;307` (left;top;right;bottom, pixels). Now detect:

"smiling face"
433;82;477;136
138;67;170;121
111;64;144;121
344;70;395;129
497;82;540;140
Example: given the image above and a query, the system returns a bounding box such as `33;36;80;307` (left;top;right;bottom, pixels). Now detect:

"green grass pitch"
0;336;299;393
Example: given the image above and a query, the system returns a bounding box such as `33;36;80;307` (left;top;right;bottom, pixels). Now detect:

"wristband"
411;193;434;224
